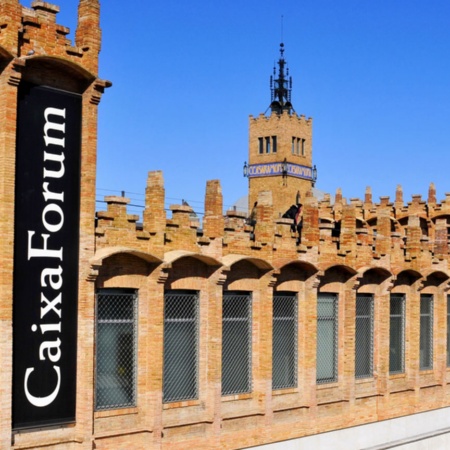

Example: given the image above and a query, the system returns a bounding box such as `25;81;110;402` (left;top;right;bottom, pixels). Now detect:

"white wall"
249;407;450;450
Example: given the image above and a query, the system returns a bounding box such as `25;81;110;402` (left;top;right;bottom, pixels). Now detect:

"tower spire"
269;43;294;115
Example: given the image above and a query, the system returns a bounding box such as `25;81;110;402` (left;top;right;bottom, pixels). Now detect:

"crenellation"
5;3;450;449
93;177;450;275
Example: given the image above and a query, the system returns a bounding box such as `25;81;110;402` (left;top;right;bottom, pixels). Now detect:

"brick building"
2;2;450;449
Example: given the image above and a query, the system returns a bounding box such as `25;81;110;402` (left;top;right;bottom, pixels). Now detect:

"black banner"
13;83;81;429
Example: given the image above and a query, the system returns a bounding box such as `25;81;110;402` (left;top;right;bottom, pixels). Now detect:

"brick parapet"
95;174;450;277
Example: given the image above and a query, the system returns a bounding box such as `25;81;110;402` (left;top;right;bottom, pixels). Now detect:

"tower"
0;0;109;444
247;43;315;217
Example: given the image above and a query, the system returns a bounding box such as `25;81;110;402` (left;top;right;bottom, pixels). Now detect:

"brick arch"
163;251;222;290
95;252;156;289
274;260;319;292
164;250;222;268
0;45;13;62
391;269;423;291
22;55;101;93
91;246;163;267
318;264;358;292
422;269;449;290
223;256;273;291
222;254;274;272
357;266;393;295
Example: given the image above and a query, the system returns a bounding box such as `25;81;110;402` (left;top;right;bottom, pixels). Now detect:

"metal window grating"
163;291;199;403
389;294;405;374
317;293;338;384
355;294;374;379
420;294;433;370
95;289;138;411
272;293;298;390
222;292;252;396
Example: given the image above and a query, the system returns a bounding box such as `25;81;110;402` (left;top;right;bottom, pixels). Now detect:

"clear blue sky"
54;0;450;216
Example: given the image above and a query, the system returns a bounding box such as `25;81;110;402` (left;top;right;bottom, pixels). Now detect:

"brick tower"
247;43;316;217
0;1;109;446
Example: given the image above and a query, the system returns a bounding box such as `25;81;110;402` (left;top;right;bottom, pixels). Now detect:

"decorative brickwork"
2;2;450;450
0;1;109;448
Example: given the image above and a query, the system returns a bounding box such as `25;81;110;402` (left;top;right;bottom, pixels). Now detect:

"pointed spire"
269;43;294;114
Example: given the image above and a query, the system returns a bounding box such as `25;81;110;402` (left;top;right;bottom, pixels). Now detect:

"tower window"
259;136;277;154
258;137;263;154
292;137;305;155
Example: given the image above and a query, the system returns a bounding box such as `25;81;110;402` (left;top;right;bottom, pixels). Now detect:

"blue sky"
54;1;450;216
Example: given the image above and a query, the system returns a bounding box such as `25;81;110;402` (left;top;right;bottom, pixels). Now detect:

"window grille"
163;291;199;403
355;294;374;379
222;292;252;396
389;294;405;374
95;289;138;411
317;293;338;384
447;296;450;367
420;294;433;370
272;293;297;390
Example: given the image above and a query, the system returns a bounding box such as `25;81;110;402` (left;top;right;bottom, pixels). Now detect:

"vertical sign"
13;83;81;429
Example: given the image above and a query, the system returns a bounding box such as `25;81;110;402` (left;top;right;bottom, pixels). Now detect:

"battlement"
0;0;102;75
249;110;313;125
95;172;450;275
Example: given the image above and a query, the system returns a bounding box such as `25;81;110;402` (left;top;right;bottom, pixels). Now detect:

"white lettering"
42;182;64;202
39;338;61;362
43;107;66;148
40;292;62;319
27;231;63;260
24;366;61;407
40;266;63;290
43;151;65;179
42;203;64;233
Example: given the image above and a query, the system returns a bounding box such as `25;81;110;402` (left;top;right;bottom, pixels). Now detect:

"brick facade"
2;2;450;450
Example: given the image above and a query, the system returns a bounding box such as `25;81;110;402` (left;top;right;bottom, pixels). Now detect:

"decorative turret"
247;43;314;219
269;43;293;115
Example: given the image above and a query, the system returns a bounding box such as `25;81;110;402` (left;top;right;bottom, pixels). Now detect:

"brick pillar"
376;209;391;256
434;218;448;260
0;58;20;450
406;215;421;260
340;204;356;255
254;191;274;243
143;171;166;248
0;0;20;55
302;193;319;247
428;182;436;206
394;184;404;212
76;0;101;73
203;179;224;239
